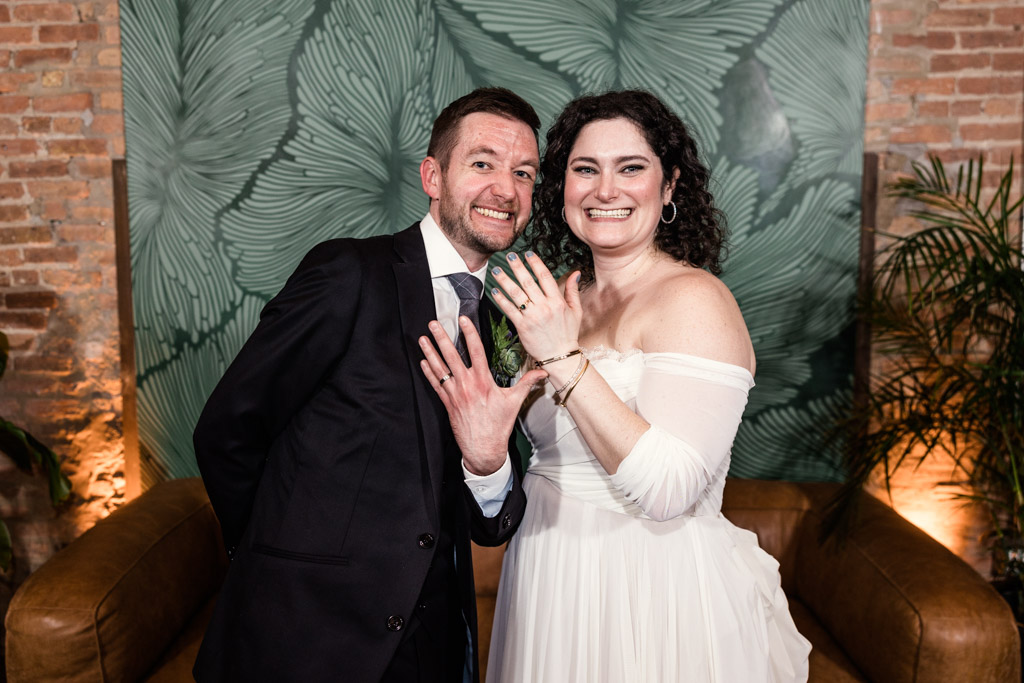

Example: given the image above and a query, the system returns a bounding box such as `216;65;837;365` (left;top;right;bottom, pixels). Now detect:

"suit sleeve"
194;242;362;553
463;428;527;546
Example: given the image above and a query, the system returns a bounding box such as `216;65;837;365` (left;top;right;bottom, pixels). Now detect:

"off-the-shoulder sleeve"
608;353;753;521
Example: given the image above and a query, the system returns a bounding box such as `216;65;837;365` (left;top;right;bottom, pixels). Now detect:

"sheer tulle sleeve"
608;353;753;521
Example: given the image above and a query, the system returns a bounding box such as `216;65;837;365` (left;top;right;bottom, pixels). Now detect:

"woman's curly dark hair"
530;90;726;279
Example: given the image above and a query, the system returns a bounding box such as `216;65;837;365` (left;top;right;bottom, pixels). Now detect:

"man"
193;88;546;683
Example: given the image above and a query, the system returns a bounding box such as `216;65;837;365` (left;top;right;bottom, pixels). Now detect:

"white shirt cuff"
463;454;513;518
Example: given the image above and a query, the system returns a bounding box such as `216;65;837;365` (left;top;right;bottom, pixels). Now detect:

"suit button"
501;513;512;529
387;615;404;632
418;533;435;549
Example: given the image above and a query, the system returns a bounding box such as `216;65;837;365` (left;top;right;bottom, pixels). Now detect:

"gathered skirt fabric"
486;473;810;683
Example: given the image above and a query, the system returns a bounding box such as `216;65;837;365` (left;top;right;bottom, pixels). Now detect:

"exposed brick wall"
0;0;126;604
865;0;1024;576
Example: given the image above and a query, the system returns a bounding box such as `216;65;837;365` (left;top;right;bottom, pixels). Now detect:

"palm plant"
834;154;1023;580
0;331;71;571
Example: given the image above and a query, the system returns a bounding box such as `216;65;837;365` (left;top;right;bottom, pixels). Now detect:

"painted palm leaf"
757;0;869;212
220;0;571;297
456;0;782;153
121;0;311;370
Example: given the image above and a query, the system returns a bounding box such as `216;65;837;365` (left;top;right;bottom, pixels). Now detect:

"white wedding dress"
486;349;811;682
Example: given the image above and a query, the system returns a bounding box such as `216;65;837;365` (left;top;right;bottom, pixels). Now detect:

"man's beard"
437;190;523;255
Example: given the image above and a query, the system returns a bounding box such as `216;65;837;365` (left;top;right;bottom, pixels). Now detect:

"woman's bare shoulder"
640;266;755;373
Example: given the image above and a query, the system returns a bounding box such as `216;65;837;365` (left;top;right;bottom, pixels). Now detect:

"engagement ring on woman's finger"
439;373;452;385
519;299;533;311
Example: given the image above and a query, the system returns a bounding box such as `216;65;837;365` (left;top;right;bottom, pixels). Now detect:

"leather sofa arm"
794;486;1020;683
5;478;228;683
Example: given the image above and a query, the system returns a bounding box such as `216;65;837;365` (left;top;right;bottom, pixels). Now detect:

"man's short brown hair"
427;87;540;169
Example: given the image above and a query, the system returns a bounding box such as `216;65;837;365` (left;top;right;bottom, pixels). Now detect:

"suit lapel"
393;224;447;518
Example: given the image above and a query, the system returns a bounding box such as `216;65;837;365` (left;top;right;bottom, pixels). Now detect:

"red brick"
14;48;72;68
892;78;956;96
870;54;926;72
9;160;68;178
12;4;75;22
69;69;121;89
47;138;106;156
38;23;99;43
993;54;1023;71
960;31;1024;49
52;116;82;134
960;123;1023;142
0;73;37;93
0;120;16;136
984;98;1021;116
917;101;949;118
0;183;25;200
12;271;40;286
925;9;990;27
88;113;122;135
58;224;108;242
41;269;101;287
0;6;10;22
5;291;58;309
959;76;1023;95
994;8;1024;26
70;159;110;178
26;180;89;199
0;250;25;267
40;200;66;221
0;312;47;329
0;273;8;287
0;139;37;155
874;9;916;25
23;246;77;263
0;26;34;43
21;116;51;134
890;124;953;144
0;205;30;222
930;53;990;72
69;205;112;222
952;100;983;116
33;92;92;112
0;95;29;114
15;355;74;374
865;102;913;121
892;32;956;50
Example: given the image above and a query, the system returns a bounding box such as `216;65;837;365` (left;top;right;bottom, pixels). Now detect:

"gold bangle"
534;349;581;367
555;358;589;407
553;356;585;395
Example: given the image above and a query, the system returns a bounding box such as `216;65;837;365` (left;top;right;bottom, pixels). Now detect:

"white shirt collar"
420;213;488;289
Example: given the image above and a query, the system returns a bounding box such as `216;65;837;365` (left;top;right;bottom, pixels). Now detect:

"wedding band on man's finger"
438;373;453;386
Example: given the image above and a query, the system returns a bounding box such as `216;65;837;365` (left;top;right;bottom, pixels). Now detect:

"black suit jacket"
192;224;526;682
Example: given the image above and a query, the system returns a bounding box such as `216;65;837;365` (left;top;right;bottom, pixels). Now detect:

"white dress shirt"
419;214;513;517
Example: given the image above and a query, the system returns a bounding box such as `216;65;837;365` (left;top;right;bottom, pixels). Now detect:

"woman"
484;91;811;682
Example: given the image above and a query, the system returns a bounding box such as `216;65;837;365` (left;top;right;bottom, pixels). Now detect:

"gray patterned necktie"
446;273;482;366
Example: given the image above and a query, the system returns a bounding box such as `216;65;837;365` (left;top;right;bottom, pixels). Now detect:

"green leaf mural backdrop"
120;0;869;481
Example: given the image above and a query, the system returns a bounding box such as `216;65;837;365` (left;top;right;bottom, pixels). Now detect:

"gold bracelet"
555;358;589;407
534;349;581;367
553;356;585;395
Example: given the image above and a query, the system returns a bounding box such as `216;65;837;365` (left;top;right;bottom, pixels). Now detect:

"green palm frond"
831;154;1024;551
757;0;869;213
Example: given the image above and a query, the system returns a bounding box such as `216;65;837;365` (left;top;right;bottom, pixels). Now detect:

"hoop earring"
561;207;567;223
660;201;677;224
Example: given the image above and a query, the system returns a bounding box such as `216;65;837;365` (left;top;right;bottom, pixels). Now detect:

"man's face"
421;112;539;267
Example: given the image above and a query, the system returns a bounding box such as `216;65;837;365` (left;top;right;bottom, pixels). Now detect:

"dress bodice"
518;348;753;519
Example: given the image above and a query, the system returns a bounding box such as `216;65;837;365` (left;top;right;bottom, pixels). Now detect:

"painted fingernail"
492;287;500;296
575;273;581;282
492;267;502;276
525;250;535;258
507;252;518;261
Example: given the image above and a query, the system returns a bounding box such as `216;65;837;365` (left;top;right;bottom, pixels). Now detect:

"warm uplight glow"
868;448;991;576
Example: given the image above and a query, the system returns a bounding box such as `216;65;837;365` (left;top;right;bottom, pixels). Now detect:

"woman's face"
562;117;675;256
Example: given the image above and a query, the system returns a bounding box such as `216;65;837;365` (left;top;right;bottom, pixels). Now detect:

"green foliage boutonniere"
489;313;524;388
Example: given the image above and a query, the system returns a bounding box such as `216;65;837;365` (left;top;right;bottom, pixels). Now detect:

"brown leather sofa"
6;478;1020;682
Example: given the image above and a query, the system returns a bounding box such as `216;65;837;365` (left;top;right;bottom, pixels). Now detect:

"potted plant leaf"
833;154;1023;599
0;331;71;571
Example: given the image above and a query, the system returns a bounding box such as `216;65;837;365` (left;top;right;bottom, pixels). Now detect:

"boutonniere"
489;313;524;388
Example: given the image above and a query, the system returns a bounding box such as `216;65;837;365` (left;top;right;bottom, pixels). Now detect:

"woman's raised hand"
491;251;583;361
